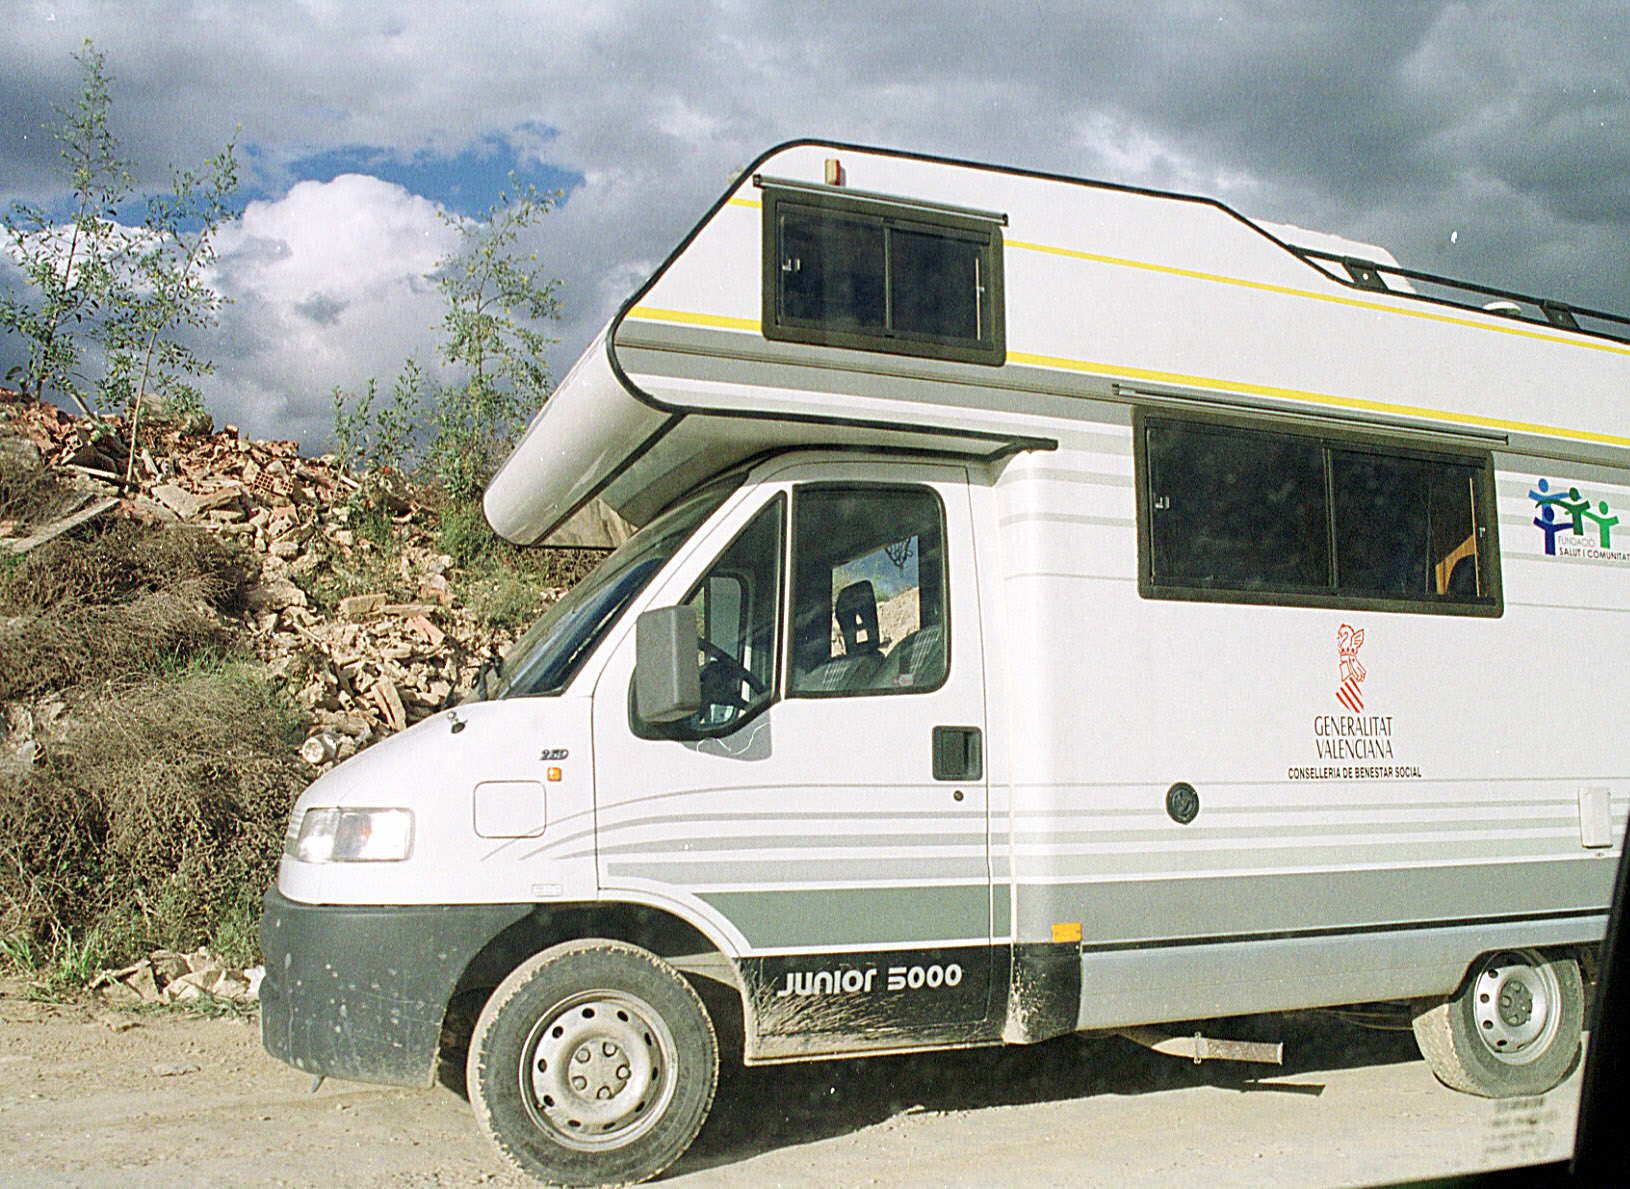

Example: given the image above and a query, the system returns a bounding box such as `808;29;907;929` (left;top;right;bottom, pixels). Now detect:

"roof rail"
1290;246;1630;346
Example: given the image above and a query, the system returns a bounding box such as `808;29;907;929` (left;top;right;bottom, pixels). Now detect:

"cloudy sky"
3;1;1628;447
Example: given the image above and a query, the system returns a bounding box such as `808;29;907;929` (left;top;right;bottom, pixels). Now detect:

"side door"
591;461;994;1053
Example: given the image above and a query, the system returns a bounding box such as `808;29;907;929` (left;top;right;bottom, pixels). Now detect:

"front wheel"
467;940;718;1186
1411;949;1584;1098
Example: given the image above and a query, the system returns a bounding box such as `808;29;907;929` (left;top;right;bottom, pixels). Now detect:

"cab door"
591;460;994;1052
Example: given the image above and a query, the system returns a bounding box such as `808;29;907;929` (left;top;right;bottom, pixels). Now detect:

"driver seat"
802;581;886;692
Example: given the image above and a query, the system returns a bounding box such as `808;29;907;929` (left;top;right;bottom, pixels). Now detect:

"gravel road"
0;982;1578;1187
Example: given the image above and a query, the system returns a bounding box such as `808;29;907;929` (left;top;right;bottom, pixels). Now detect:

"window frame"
786;481;953;699
630;493;787;742
761;184;1006;366
1133;408;1503;617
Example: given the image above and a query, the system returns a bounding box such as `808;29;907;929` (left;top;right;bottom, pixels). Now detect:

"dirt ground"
0;981;1579;1187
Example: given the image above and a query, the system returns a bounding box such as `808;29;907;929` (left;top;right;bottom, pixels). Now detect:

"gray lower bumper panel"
259;888;532;1087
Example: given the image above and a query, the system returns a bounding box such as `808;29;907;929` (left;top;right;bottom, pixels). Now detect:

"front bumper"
259;888;533;1087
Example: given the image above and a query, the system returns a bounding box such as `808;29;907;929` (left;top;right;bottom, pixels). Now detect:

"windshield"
476;480;740;700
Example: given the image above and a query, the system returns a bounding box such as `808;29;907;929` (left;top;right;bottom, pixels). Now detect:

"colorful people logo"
1531;478;1619;555
1336;623;1366;713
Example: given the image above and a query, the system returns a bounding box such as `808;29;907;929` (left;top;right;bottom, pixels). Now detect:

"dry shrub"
0;520;252;698
0;665;306;956
0;441;77;527
2;517;250;608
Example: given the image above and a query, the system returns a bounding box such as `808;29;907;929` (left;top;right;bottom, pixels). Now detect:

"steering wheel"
699;639;767;695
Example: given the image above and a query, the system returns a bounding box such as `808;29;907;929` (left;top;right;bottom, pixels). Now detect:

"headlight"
287;807;414;863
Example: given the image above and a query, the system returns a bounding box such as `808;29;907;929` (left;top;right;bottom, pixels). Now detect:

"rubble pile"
2;389;615;1005
1;388;604;776
89;947;264;1006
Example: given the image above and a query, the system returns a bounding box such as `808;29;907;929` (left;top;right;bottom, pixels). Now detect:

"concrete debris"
244;576;307;612
2;378;615;770
3;385;622;1011
90;947;259;1006
299;732;341;765
338;592;387;619
373;676;407;732
149;482;201;519
406;615;445;649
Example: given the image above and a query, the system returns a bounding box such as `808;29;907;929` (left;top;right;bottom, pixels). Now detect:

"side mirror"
634;606;701;723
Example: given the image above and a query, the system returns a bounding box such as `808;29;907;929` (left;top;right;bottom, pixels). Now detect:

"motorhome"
261;141;1630;1186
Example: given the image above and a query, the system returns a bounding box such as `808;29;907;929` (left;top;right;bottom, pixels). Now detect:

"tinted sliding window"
779;212;885;333
1140;414;1498;614
1333;451;1483;598
763;185;1004;365
790;486;948;696
1146;422;1329;591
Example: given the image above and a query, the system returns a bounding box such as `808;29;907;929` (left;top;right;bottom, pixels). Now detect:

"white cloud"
203;174;459;444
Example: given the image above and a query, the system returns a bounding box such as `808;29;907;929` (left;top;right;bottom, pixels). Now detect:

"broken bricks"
90;947;260;1007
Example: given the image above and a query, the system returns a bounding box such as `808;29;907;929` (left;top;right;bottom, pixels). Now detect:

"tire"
467;940;718;1187
1411;949;1584;1098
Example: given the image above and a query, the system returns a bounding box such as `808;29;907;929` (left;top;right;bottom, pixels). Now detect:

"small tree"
0;40;132;417
332;357;426;482
428;176;562;500
105;140;239;482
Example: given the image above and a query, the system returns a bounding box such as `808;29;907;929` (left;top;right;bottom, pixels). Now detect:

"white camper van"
261;141;1630;1186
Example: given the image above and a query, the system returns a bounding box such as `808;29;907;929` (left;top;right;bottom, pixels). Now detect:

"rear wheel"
1411;949;1583;1098
467;940;718;1186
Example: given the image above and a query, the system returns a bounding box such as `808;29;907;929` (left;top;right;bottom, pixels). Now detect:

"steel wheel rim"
520;989;680;1151
1471;950;1561;1066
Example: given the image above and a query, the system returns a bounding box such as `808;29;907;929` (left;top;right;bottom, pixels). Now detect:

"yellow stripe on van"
626;305;761;333
1005;351;1630;449
1005;239;1630;360
623;303;1630;449
727;198;762;210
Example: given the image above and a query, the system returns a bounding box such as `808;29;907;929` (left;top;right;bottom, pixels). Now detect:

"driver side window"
679;496;783;732
790;485;948;696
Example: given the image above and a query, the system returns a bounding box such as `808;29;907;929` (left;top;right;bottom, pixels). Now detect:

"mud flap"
1003;941;1082;1044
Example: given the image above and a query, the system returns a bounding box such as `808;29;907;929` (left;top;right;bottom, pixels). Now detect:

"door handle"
932;726;983;782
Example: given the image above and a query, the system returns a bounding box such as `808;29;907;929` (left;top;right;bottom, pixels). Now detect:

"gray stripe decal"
1013;836;1592;882
596;831;987;856
1005;571;1137;583
1073;914;1606;1031
1015;467;1134;487
611;857;988;886
1504;598;1630;614
616;321;1142;430
1012;817;1577;846
1008;796;1578;816
1015;858;1614;944
1499;465;1629;497
618;331;1093;424
998;512;1135;529
699;884;990;948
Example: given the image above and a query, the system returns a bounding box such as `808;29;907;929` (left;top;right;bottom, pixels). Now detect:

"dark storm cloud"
293;292;346;327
